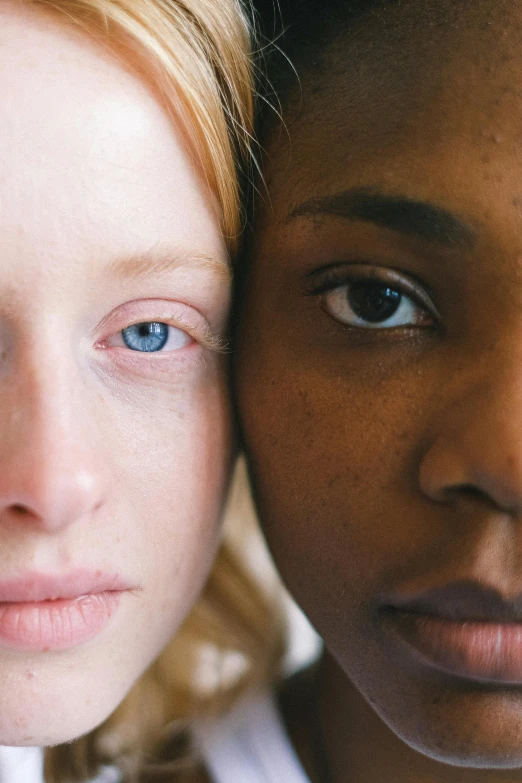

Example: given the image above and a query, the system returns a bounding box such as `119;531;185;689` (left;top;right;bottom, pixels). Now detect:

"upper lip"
383;580;522;623
0;570;132;602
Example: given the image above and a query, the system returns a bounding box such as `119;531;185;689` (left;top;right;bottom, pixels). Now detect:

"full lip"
381;580;522;623
0;569;139;652
379;580;522;684
0;569;135;602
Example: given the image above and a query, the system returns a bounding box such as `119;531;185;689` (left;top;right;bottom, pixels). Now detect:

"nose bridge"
420;345;522;512
0;339;106;531
14;349;83;458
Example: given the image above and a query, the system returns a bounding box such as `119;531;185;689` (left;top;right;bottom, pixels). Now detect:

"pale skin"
0;4;232;746
237;1;522;782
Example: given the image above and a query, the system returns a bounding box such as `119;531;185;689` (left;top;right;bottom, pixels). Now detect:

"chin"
0;714;103;748
0;696;116;748
406;734;522;770
0;654;133;747
386;689;522;771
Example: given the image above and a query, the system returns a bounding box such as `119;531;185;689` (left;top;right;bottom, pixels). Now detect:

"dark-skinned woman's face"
236;0;522;769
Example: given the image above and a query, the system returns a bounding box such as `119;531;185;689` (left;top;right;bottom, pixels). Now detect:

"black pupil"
348;282;401;322
138;324;153;337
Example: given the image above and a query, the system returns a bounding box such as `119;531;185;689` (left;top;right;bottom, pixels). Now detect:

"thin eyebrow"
106;247;231;282
288;187;476;249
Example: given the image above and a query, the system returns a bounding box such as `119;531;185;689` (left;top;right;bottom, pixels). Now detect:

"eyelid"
95;299;228;354
303;263;440;319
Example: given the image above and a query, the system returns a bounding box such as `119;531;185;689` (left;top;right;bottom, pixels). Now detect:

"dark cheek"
237;278;437;623
250;359;435;625
249;380;382;587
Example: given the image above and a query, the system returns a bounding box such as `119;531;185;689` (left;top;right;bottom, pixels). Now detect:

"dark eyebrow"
288;187;475;249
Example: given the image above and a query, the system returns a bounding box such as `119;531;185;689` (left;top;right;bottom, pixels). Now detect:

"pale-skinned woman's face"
237;0;522;770
0;4;232;745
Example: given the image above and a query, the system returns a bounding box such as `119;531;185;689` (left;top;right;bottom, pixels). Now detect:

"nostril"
444;483;505;512
454;484;486;501
10;504;30;516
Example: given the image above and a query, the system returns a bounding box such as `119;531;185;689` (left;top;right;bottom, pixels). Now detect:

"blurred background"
225;457;321;676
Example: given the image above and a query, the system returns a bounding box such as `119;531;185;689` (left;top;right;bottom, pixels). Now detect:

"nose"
419;353;522;516
0;358;106;533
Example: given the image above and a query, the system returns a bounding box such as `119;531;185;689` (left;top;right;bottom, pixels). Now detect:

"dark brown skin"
235;1;522;781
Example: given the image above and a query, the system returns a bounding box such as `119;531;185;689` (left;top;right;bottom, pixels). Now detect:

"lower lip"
0;592;122;652
383;609;522;684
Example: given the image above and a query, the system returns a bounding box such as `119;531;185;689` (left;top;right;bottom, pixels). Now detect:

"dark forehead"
259;0;522;205
261;0;522;134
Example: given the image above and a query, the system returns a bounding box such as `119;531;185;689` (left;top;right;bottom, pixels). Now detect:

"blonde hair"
14;0;286;780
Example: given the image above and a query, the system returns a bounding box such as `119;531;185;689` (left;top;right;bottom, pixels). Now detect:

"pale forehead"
0;4;173;170
0;3;224;285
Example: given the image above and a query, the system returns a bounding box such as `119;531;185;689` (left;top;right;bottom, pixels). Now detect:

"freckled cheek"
247;377;428;612
113;358;231;469
145;512;221;614
107;376;233;572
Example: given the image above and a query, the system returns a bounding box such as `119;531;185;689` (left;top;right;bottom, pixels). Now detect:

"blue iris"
122;322;169;352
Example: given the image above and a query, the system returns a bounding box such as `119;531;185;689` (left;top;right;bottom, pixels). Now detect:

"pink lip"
382;610;522;684
0;571;133;652
381;580;522;684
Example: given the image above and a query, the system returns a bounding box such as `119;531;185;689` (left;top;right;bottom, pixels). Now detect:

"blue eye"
121;322;169;352
105;320;192;353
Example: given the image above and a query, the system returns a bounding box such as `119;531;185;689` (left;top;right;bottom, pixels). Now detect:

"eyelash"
304;264;439;330
95;301;226;357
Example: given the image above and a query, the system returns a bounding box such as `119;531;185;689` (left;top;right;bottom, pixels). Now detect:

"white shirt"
0;746;120;783
196;691;311;783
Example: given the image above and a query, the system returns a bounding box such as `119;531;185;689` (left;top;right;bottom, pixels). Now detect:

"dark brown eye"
348;282;401;323
324;280;431;329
